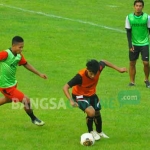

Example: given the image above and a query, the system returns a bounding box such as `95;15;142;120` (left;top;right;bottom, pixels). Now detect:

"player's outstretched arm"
23;63;47;79
102;60;127;73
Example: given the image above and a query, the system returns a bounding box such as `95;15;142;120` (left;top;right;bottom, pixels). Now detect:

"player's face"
12;42;24;54
87;70;96;79
134;2;143;14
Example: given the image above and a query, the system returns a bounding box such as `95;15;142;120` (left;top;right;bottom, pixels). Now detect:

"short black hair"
86;59;99;74
12;36;24;45
134;0;144;6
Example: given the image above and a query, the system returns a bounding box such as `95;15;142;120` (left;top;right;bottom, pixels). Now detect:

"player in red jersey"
0;36;47;126
63;59;127;140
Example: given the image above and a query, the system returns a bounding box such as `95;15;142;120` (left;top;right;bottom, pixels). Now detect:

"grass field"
0;0;150;149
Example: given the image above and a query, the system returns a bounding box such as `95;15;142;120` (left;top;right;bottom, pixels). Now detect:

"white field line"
0;3;125;33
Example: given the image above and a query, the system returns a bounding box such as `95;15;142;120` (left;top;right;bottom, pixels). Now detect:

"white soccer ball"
80;133;95;146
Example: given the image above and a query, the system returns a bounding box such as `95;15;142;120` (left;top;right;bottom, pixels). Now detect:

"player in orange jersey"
63;59;127;140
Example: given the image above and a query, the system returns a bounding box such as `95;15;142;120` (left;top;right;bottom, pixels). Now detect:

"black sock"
26;111;37;121
94;113;102;133
24;103;37;121
86;116;94;132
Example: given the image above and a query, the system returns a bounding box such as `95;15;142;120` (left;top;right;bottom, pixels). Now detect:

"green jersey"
0;49;21;88
128;13;149;46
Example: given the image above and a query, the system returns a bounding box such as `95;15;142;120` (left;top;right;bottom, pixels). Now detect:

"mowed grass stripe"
0;3;125;33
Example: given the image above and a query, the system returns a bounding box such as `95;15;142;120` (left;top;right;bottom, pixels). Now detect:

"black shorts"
72;94;101;111
129;45;149;61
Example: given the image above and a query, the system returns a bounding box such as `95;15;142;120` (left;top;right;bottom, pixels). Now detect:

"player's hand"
70;100;78;107
39;74;47;79
130;46;134;52
118;67;128;73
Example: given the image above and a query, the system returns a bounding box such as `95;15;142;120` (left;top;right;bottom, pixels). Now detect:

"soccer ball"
80;133;95;146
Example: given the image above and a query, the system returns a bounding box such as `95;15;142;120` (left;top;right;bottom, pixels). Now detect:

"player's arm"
125;16;134;52
101;60;127;73
23;63;47;79
63;83;77;106
19;54;47;79
63;74;82;107
126;29;132;49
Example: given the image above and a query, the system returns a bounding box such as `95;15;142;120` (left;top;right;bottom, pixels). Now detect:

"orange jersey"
72;69;101;96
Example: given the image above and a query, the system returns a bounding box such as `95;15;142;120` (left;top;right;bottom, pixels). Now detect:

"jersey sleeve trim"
148;15;150;28
67;74;82;87
0;51;8;61
18;54;27;66
125;16;131;29
99;61;105;71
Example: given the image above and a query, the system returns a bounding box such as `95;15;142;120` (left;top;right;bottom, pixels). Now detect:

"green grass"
0;0;150;149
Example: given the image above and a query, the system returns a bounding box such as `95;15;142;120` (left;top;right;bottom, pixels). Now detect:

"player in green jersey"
125;0;150;87
0;36;47;126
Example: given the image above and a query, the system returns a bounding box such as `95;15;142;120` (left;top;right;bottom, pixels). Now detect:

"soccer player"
0;36;47;126
63;59;127;140
125;0;150;87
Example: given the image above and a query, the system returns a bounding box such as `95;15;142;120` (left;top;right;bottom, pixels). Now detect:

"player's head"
86;59;99;78
11;36;24;54
134;0;144;14
134;0;144;7
12;36;24;45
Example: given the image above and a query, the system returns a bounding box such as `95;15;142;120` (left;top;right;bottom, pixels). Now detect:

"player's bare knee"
22;96;31;109
130;61;136;66
87;110;95;117
22;96;30;103
85;106;95;117
88;113;95;117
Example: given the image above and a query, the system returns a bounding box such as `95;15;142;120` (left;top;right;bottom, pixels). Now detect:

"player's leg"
85;106;100;140
89;95;101;132
94;110;102;133
6;85;44;126
85;106;95;132
22;95;45;126
91;94;109;138
0;96;12;105
143;61;149;86
141;45;150;88
94;110;109;138
0;88;13;105
129;60;136;85
129;47;139;86
73;95;100;140
75;98;95;133
83;96;100;140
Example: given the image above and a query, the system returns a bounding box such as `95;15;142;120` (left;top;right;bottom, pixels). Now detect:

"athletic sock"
94;114;102;133
26;111;37;121
86;116;94;132
24;103;37;121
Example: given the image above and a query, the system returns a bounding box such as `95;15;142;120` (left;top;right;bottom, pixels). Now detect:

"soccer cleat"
128;83;135;86
98;132;109;138
90;130;100;140
144;80;150;88
32;118;45;126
